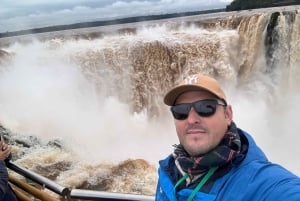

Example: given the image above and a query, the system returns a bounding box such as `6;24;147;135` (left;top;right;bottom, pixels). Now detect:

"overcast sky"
0;0;233;33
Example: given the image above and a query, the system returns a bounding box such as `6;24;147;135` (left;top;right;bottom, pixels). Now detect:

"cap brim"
164;85;214;106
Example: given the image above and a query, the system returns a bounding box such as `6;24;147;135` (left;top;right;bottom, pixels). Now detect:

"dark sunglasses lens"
171;104;190;120
171;100;219;120
194;100;217;117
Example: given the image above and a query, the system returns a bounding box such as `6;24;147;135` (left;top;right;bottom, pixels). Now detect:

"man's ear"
225;105;233;125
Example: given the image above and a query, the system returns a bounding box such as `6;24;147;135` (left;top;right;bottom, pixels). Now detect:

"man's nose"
186;107;201;123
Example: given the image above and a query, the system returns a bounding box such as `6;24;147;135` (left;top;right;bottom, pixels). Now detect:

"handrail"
70;189;155;201
7;160;155;201
6;161;70;196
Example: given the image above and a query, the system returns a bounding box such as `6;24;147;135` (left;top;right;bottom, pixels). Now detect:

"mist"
0;39;177;165
0;27;299;177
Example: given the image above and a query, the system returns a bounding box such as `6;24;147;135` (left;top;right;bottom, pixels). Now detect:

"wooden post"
9;183;32;201
9;175;62;201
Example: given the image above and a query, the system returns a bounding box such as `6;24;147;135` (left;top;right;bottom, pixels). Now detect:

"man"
155;73;300;201
0;138;18;201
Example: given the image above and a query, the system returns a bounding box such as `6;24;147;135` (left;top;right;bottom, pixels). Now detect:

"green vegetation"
226;0;300;11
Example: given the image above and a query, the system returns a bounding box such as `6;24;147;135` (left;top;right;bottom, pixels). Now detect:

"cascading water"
0;6;299;196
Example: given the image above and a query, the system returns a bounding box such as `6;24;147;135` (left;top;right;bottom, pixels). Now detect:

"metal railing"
7;161;155;201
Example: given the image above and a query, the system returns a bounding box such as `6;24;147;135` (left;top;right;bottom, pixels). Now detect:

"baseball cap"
164;73;227;106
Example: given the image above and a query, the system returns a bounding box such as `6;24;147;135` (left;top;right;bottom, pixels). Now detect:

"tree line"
226;0;300;11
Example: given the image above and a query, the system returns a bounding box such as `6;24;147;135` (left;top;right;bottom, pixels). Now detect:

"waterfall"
0;7;299;195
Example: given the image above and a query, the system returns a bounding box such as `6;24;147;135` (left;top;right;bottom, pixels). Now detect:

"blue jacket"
156;129;300;201
0;160;17;201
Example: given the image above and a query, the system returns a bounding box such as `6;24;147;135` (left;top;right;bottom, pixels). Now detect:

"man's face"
173;90;232;156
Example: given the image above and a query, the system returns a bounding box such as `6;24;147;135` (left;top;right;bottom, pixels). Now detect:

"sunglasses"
170;99;227;120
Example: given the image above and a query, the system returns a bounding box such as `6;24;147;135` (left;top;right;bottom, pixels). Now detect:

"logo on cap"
184;75;198;85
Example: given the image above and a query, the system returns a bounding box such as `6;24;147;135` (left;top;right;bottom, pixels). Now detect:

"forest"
226;0;300;11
